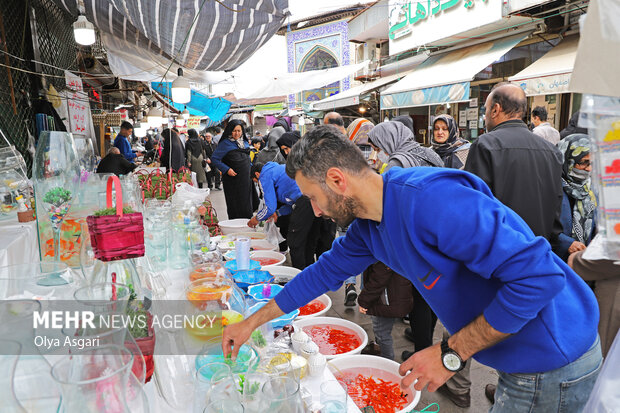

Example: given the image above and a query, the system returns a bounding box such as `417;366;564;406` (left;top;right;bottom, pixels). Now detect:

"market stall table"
0;220;38;267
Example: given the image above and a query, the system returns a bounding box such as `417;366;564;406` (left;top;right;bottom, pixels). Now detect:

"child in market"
358;262;414;360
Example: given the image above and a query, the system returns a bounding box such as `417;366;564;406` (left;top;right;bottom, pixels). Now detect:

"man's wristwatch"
441;339;466;372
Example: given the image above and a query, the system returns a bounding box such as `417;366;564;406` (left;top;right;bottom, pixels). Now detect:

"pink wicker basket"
87;176;145;262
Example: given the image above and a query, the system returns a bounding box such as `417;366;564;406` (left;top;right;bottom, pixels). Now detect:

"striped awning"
54;0;289;72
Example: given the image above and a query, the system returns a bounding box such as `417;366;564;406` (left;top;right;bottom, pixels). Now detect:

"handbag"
86;175;145;262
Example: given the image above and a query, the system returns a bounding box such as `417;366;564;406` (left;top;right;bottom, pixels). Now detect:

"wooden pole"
0;10;18;115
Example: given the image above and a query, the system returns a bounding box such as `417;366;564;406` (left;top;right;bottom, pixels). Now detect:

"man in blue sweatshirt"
113;121;140;162
247;161;329;270
223;126;601;412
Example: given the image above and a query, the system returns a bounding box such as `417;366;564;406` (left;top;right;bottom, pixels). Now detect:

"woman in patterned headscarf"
554;133;597;261
347;118;375;160
431;114;470;169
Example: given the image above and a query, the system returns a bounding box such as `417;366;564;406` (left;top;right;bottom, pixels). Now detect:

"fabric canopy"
232;61;369;99
54;0;288;72
312;71;415;111
151;82;231;122
381;33;529;109
509;36;579;96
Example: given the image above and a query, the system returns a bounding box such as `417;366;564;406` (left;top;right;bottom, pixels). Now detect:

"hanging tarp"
232;61;369;99
151;82;231;122
54;0;289;73
570;0;620;98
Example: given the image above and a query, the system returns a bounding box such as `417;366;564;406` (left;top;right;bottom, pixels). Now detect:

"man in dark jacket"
464;82;564;404
465;83;563;242
96;147;137;176
202;132;221;190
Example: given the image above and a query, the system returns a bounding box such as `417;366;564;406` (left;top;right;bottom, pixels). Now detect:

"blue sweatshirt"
211;138;250;174
275;167;598;373
113;135;136;161
256;162;302;221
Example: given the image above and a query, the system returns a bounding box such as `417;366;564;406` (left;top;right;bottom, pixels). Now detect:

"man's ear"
324;167;347;195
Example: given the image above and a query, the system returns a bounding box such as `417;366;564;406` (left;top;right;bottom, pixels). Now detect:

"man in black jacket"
96;147;137;176
202;132;221;190
465;83;563;242
464;82;564;404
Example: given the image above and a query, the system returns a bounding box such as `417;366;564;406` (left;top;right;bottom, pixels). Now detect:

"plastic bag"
582;330;620;412
171;182;210;206
265;221;285;247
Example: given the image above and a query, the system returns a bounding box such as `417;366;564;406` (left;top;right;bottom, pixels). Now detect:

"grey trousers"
442;326;472;395
371;315;396;361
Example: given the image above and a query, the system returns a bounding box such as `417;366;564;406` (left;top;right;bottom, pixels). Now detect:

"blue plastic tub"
232;270;274;291
247;283;283;301
248;301;299;329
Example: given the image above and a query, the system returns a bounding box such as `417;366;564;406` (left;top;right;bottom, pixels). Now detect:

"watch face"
443;353;461;371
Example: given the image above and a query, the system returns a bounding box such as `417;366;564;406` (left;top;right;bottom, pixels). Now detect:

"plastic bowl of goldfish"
328;354;421;413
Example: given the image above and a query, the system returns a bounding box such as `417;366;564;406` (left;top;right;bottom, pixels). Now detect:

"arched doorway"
298;45;340;102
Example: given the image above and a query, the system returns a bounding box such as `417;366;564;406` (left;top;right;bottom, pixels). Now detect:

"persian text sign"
514;73;572;96
64;71;88;135
388;0;503;55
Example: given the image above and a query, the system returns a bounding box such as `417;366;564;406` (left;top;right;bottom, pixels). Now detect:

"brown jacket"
358;262;414;318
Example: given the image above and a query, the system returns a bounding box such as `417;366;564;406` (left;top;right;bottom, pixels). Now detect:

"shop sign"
508;0;555;14
514;73;572;96
388;0;503;55
458;110;468;127
187;116;201;130
65;71;89;135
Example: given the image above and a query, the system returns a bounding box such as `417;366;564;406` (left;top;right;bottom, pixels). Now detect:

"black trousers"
408;288;438;352
206;165;221;188
288;197;335;270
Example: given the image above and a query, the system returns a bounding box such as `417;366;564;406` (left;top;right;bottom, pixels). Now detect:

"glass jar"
51;344;149;413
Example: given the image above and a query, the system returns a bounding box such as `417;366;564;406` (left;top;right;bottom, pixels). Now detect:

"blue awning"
151;82;232;122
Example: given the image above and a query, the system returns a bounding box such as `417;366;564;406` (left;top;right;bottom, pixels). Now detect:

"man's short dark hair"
120;121;133;131
532;106;548;122
489;82;527;118
251;162;265;177
286;126;370;183
324;112;344;127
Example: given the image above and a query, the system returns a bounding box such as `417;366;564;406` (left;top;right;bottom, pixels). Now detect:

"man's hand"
399;343;455;392
267;212;278;223
227;169;237;177
207;158;212;164
568;241;586;254
222;299;285;359
247;216;259;228
222;320;255;360
359;306;368;314
399;314;509;391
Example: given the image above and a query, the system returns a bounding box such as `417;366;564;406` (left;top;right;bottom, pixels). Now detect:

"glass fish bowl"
183;277;247;341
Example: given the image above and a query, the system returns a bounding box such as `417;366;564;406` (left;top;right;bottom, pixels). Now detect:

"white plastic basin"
219;219;255;235
294;316;368;359
250;239;277;251
327;354;421;413
266;266;301;284
250;251;286;267
296;294;332;320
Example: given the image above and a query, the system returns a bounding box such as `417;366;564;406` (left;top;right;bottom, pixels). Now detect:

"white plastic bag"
265;221;285;247
583;330;620;412
171;182;210;206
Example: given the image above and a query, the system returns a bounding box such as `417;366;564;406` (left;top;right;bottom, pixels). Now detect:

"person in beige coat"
569;250;620;356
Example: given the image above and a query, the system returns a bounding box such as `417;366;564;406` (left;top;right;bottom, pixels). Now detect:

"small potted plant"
126;290;156;383
86;175;145;262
